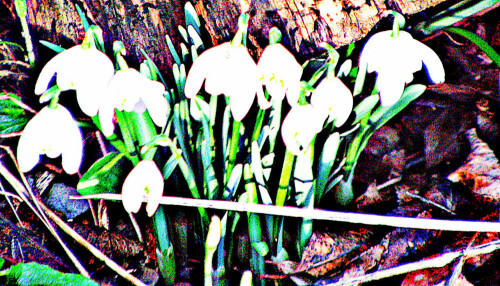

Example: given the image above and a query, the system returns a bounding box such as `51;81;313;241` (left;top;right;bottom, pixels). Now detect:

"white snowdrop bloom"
98;68;168;137
257;43;302;106
359;30;445;106
121;160;164;216
17;104;83;174
281;104;326;155
311;76;353;127
184;42;271;121
35;45;114;116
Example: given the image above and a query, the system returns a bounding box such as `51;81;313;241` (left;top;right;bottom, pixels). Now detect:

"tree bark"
25;0;448;74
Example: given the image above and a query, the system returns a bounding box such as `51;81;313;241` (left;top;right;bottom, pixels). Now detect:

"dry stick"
329;238;500;286
0;160;89;277
72;194;500;233
41;204;148;286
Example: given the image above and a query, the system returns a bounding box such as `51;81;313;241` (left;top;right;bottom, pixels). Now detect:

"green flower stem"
113;41;129;70
275;149;295;207
243;164;266;286
115;110;139;165
227;120;242;183
251;108;266;143
127;111;158;160
205;216;221;286
445;26;500;68
14;0;34;68
152;206;175;285
231;13;250;47
90;115;129;156
319;42;340;78
384;10;405;38
163;137;210;228
353;62;366;97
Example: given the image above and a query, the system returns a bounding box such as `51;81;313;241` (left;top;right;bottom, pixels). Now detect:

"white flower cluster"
185;41;354;155
18;45;167;216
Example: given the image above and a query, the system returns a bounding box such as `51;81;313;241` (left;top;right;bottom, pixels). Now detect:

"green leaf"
0;95;29;134
370;84;426;130
445;26;500;68
187;25;204;52
184;1;201;35
6;262;98;286
75;4;90;32
315;132;340;203
166;34;182;66
39;40;65;53
251;241;269;257
352;94;379;125
178;25;189;44
77;152;129;195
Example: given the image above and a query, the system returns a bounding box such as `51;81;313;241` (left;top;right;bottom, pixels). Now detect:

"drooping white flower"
281;104;326;155
99;68;168;137
257;43;302;106
311;77;353;127
35;45;114;116
121;160;164;216
17;104;83;174
184;42;271;121
359;30;445;106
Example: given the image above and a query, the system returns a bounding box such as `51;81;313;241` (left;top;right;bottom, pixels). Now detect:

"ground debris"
448;128;500;202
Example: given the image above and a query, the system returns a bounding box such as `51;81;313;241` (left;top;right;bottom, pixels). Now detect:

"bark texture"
25;0;449;74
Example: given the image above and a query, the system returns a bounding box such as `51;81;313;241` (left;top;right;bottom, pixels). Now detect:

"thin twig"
41;204;148;286
330;238;500;285
0;153;89;277
72;193;500;233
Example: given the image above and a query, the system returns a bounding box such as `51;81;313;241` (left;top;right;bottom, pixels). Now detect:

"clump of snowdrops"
15;4;444;285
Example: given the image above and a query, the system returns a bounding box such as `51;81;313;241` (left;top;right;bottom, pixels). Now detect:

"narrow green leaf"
445;26;500;68
187;25;204;52
75;4;90;32
166;34;181;66
352;94;379;125
39;40;65;53
315;132;340;203
370;84;426;130
178;25;189;43
184;2;201;35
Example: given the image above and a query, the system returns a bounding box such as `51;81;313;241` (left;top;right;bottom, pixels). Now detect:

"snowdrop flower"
281;104;326;155
359;30;445;106
99;68;168;137
17;104;83;174
184;42;271;121
122;160;164;216
311;77;353;127
257;43;302;106
35;45;114;116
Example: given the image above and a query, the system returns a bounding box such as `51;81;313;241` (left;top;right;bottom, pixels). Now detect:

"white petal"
121;167;145;214
185;44;225;98
416;41;445;84
98;96;116;137
377;72;406;106
17;109;47;172
140;80;168;128
312;77;353;127
281;105;323;155
143;161;164;216
54;105;83;174
122;160;164;216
